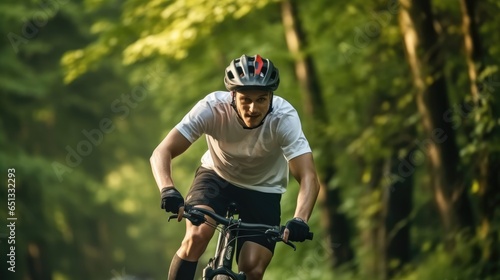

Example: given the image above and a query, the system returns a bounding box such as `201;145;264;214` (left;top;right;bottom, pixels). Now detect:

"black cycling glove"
285;218;310;242
160;186;184;214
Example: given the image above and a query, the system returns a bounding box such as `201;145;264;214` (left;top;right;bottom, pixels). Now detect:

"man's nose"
248;102;255;112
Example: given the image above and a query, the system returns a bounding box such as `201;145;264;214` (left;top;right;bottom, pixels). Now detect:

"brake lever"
266;229;297;251
283;240;297;251
168;214;178;222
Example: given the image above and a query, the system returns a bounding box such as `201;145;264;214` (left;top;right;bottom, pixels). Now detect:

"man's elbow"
150;147;163;167
298;172;320;190
311;174;321;192
303;171;320;193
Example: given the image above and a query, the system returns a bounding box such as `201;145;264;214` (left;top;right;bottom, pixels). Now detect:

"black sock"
168;254;198;280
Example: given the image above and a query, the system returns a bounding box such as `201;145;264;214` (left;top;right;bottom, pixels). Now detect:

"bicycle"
168;203;314;280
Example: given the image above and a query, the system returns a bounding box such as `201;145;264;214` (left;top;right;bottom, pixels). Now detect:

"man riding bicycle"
150;54;320;280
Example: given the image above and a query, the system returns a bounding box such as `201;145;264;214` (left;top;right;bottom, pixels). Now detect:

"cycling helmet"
224;54;280;91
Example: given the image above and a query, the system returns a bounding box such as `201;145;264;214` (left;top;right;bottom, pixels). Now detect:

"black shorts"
185;166;282;259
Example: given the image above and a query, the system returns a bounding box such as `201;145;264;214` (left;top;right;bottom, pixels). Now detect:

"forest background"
1;0;499;279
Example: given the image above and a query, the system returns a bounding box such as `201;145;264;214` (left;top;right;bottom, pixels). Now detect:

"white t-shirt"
175;91;311;194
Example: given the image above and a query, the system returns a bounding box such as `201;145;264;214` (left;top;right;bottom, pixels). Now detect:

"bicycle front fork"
202;263;246;280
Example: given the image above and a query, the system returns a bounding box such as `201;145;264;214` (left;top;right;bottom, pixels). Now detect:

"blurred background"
1;0;499;279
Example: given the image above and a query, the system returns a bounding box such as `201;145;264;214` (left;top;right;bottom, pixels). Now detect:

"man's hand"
283;217;310;242
160;186;184;214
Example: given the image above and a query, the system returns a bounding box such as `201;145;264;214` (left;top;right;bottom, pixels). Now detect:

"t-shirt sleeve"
277;111;312;161
175;99;214;143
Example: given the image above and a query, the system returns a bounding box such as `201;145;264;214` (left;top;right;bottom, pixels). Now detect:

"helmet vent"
261;67;268;76
269;70;277;80
248;66;255;76
236;66;244;77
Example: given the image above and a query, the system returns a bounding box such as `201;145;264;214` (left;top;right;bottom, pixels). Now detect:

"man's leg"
168;206;216;280
168;254;197;280
168;166;231;279
237;241;273;280
232;187;280;280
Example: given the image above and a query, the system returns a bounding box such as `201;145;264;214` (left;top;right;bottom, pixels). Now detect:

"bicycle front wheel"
213;273;245;280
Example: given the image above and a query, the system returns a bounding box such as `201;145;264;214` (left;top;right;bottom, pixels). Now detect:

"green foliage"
2;0;500;279
61;0;282;83
395;233;500;280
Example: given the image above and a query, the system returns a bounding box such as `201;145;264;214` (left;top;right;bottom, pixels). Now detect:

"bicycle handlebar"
168;206;313;250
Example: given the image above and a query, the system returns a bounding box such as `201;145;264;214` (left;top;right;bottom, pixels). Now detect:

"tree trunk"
281;0;354;267
385;152;413;278
362;153;413;280
363;160;387;280
398;0;475;243
460;0;500;274
459;0;483;103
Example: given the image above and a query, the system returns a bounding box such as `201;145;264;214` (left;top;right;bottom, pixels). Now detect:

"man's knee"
239;264;266;280
238;255;269;280
238;242;273;280
179;225;214;259
184;227;212;244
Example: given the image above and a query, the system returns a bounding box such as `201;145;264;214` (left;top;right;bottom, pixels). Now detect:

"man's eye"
257;98;266;103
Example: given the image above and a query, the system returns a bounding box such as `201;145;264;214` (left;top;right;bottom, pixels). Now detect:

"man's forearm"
150;149;175;192
294;175;320;222
150;128;193;192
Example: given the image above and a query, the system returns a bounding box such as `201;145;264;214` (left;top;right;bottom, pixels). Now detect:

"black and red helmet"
224;54;280;92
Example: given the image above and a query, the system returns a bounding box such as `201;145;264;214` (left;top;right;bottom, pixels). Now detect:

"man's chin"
244;120;260;128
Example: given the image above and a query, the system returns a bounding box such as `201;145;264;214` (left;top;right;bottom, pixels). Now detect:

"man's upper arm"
156;128;192;158
289;152;316;181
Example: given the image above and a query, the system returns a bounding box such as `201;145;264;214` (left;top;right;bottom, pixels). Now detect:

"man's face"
234;89;272;128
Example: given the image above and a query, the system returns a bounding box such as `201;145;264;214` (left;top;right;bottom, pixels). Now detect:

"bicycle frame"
202;203;244;280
